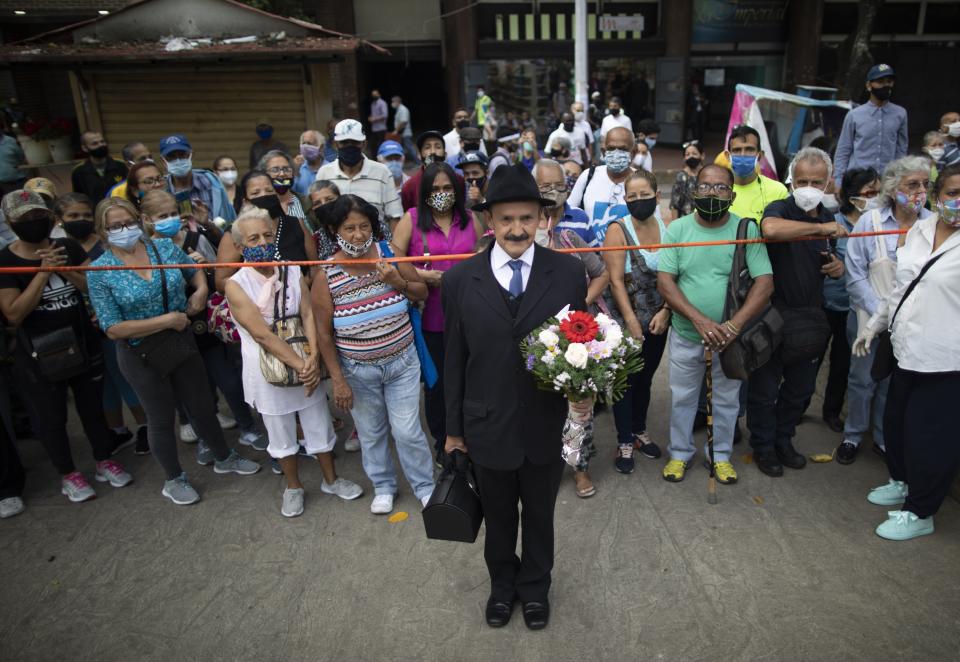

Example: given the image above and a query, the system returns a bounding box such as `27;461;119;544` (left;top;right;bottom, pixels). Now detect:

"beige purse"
259;267;311;387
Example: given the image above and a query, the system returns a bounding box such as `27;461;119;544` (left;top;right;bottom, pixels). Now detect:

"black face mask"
462;142;481;152
271;177;292;195
63;220;95;240
684;156;702;169
563;123;575;132
693;195;732;223
871;85;893;101
338;145;363;167
627;198;658;221
11;217;53;243
456;119;470;130
88;145;109;159
610;108;621;116
250;194;284;219
312;200;336;225
465;176;486;190
422;154;442;166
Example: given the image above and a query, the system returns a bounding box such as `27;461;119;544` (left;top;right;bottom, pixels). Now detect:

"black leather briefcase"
422;450;483;543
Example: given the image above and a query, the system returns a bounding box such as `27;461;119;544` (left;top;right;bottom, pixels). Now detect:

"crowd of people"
0;64;958;557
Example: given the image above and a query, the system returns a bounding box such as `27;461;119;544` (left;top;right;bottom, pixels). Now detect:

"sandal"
574;472;596;498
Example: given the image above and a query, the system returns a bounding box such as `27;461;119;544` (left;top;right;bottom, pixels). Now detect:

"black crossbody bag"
129;240;199;378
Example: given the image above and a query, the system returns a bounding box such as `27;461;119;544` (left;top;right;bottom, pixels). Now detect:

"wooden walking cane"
705;349;718;505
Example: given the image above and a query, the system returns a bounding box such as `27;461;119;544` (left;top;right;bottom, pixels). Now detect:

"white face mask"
793;185;825;212
926;147;945;161
949;121;960;138
573;111;585;122
217;169;238;186
852;195;882;213
534;228;551;247
822;193;839;212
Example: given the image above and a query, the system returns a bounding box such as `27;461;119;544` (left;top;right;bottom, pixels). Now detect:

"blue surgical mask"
241;243;277;263
385;160;403;180
165;157;192;178
644;137;657;149
604;149;631;174
730;155;757;178
107;226;143;251
153;217;182;237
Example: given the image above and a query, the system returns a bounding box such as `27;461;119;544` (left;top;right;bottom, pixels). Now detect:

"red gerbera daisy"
559;311;599;343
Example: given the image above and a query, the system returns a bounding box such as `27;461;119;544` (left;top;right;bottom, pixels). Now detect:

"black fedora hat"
473;163;553;212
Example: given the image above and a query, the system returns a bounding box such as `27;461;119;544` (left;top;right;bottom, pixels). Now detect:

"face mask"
477;90;485;98
730;154;757;178
926;147;945;161
563;123;575;133
11;217;52;243
271;177;293;196
851;195;882;212
241;243;277;263
107;225;142;251
871;85;893;101
427;191;456;213
793;186;826;212
153;217;182;237
88;145;109;159
565;174;578;192
573;111;585;122
166;157;192;178
385;160;403;180
466;176;486;191
256;127;273;140
462;142;480;152
896;190;926;213
336;233;374;258
627;198;658;221
937;199;960;227
949;122;960;138
693;195;732;223
300;143;321;162
250;194;284;218
456;119;470;130
217;169;238;186
312;200;336;225
534;228;551;247
610;108;621;116
522;142;534;154
604;149;631;174
822;193;840;212
338;145;363;167
63;220;95;240
685;156;702;169
422;154;441;166
541;190;568;209
644;137;657;149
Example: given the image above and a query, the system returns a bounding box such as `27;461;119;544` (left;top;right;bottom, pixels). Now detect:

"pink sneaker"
61;471;96;503
95;460;133;488
344;429;361;452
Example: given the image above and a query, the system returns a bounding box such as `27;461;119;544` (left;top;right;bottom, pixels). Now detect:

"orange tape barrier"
0;229;907;274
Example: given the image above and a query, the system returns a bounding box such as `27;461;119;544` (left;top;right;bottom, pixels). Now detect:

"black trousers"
0;369;23;499
821;308;850;418
423;331;446;454
747;349;820;453
473;456;565;603
884;367;960;518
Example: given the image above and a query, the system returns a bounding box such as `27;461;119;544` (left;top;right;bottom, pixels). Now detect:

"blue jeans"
843;313;888;448
341;345;435;500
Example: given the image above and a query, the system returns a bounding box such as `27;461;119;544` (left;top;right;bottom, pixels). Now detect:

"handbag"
871;250;948;381
422;450;484;543
206;292;240;344
601;219;662;329
720;218;783;380
19;325;90;382
130;240;198;378
258;265;312;387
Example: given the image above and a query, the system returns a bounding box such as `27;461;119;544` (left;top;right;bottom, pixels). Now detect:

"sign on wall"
692;0;788;43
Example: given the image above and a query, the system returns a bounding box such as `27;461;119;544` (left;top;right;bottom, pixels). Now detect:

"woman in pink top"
393;162;483;462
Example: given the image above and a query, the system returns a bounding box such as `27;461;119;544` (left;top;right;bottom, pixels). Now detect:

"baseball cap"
333;119;365;142
377;140;404;159
457;151;488;169
24;177;57;201
459;127;482;142
159;133;192;157
866;63;895;82
416;130;445;150
2;189;52;222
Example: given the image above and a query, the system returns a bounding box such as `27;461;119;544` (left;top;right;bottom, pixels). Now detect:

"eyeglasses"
901;180;931;193
266;166;294;176
538;184;567;194
141;176;164;187
105;221;140;234
682;140;700;149
695;183;733;196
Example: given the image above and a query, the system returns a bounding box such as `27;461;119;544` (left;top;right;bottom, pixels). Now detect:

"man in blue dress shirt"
834;64;908;185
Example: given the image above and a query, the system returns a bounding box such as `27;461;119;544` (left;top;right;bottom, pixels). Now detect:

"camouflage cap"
1;189;51;221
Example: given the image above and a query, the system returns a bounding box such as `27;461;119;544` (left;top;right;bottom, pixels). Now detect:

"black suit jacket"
442;242;588;471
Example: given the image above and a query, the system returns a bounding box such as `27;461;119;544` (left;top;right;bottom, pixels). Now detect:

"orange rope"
0;229;906;274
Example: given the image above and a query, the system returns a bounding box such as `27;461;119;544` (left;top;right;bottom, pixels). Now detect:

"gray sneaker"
95;460;133;488
213;450;261;475
320;477;364;501
61;472;96;503
0;496;25;519
196;439;215;466
238;430;269;452
281;487;305;517
161;473;200;505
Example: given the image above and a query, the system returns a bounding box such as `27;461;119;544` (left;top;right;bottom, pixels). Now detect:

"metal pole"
574;0;588;107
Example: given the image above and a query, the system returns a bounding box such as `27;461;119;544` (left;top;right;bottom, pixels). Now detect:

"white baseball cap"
333;119;366;142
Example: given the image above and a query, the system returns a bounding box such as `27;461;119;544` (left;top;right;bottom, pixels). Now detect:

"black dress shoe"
775;443;807;470
522;600;550;630
836;441;859;465
485;597;514;628
823;414;844;434
754;451;784;477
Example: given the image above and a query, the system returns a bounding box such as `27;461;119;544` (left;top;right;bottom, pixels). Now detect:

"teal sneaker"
867;479;908;506
875;510;934;541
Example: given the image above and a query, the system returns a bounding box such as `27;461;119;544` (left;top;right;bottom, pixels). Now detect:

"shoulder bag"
600;219;661;329
720;217;784;380
258;265;314;386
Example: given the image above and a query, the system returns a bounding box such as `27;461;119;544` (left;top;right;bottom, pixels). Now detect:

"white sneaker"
179;423;198;443
217;412;237;430
0;496;25;519
344;429;361;452
321;477;364;501
370;493;394;515
95;460;133;488
281;488;305;518
61;472;96;503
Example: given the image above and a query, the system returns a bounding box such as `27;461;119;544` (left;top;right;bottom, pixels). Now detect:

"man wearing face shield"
401;131;465;212
834;64;908;185
159;133;236;233
567;127;636;246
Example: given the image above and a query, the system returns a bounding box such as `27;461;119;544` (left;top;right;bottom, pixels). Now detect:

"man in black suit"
442;163;588;630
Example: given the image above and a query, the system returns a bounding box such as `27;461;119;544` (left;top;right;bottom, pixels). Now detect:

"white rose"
564;343;589;369
604;325;623;350
594;313;614;328
538;329;560;347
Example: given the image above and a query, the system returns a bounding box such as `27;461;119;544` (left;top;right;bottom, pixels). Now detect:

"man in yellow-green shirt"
726;124;788;222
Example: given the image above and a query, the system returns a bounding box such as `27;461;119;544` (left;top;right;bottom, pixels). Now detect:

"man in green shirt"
727;124;788;222
657;164;774;485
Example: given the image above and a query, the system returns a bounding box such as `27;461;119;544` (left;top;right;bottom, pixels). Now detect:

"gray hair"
256;149;293;173
788;146;833;183
923;130;943;147
299;129;323;145
308;179;340;196
230;208;272;246
532;158;565;180
880;155;931;209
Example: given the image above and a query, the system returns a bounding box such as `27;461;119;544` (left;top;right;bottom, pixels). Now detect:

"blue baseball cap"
377;140;404;158
866;63;895;82
457;151;488;169
159;133;192;157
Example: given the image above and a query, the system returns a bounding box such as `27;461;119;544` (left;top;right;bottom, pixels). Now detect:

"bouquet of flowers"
520;307;644;467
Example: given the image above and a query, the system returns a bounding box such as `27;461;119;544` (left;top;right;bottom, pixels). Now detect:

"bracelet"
724;320;740;334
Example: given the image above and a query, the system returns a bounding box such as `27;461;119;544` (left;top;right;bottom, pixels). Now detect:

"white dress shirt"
491;241;534;293
868;214;960;372
600;112;633;138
